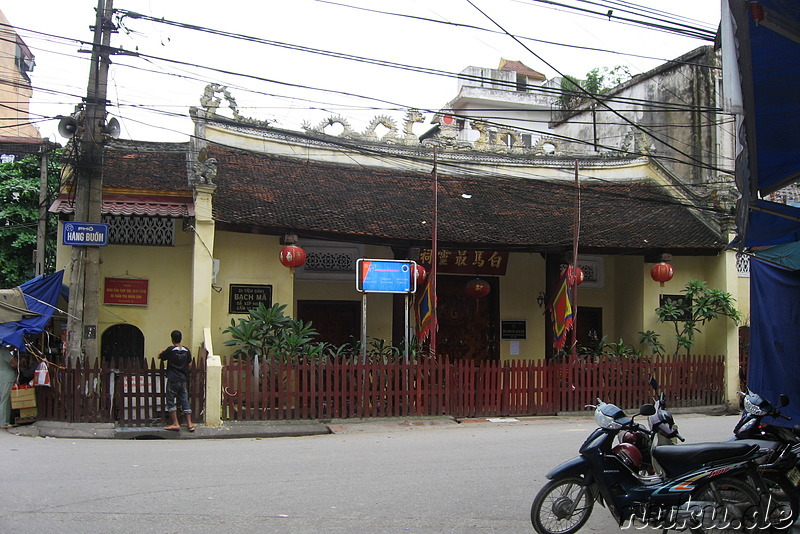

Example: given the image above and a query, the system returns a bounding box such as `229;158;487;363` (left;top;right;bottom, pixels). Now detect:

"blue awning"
727;0;800;247
0;270;64;350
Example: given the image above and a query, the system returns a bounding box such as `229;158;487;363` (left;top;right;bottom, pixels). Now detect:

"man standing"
1;344;18;428
158;330;195;432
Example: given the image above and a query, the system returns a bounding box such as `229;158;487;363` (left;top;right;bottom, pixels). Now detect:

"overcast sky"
4;0;721;143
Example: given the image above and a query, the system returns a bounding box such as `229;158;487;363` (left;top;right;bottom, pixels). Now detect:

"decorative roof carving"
199;84;270;128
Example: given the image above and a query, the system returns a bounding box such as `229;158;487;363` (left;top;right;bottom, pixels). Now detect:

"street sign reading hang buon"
356;259;416;293
63;222;109;246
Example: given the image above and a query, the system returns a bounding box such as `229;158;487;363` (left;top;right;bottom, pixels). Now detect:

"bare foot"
163;425;180;431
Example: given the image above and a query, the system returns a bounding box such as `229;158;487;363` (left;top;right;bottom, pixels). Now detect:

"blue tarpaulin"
747;259;800;424
0;270;64;350
726;0;800;248
724;1;800;414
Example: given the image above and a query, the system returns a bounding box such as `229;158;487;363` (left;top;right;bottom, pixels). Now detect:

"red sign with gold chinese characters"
417;249;508;276
104;277;149;306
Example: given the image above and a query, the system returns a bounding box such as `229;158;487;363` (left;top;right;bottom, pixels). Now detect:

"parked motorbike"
730;389;800;525
613;377;683;477
531;399;773;533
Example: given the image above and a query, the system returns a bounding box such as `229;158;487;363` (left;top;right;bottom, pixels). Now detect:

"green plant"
577;333;607;361
368;337;400;363
638;330;665;356
654;280;741;357
603;338;641;360
223;302;324;363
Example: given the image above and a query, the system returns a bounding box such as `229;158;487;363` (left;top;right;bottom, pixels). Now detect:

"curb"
7;420;331;440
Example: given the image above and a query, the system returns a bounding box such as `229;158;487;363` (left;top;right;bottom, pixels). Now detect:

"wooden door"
297;300;361;348
435;275;499;361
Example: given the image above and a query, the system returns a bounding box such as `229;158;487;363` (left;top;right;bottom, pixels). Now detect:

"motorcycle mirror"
639;404;656;416
778;394;790;408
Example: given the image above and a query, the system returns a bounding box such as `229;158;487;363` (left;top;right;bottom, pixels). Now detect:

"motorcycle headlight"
743;394;770;416
595;403;630;429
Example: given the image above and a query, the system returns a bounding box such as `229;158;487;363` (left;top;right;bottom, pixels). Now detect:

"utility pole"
36;145;49;277
65;0;114;365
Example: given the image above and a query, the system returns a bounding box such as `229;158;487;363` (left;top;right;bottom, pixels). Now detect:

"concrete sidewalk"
3;406;730;440
6;419;332;440
5;415;459;440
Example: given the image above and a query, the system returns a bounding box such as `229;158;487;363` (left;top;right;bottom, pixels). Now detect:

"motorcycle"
531;399;774;533
617;377;685;476
730;389;800;525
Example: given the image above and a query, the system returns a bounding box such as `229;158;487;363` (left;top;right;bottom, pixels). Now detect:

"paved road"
0;413;796;533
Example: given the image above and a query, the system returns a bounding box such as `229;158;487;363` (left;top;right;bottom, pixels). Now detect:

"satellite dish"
104;117;121;138
57;115;79;138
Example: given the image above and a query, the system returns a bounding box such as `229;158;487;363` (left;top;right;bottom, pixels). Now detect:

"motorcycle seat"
652;441;758;467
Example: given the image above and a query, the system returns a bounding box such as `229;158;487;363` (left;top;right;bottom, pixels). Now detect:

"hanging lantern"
650;262;674;287
279;245;307;272
413;264;428;289
465;278;491;299
567;266;585;286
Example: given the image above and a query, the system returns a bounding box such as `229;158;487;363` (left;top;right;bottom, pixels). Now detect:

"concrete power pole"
36;146;48;277
65;0;114;365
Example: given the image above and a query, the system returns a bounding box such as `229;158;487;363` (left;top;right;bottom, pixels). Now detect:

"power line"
463;0;726;174
523;0;717;40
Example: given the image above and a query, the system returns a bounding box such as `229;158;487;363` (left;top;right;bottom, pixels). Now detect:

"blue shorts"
165;379;191;413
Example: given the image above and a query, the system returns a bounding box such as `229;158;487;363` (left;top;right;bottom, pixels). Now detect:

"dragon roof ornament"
195;85;564;155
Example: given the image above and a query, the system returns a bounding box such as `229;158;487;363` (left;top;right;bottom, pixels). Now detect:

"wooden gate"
35;357;206;426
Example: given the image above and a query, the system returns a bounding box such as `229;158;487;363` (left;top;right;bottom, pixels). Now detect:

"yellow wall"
56;220;194;360
499;252;543;360
613;255;644;346
57;219;746;369
640;253;740;357
209;234;396;357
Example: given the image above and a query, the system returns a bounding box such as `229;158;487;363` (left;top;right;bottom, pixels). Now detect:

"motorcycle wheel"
689;476;761;534
760;473;799;529
530;477;594;534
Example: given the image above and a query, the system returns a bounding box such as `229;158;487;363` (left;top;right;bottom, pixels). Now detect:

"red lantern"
567;266;584;286
413;264;428;289
650;262;674;287
279;245;307;271
465;278;490;299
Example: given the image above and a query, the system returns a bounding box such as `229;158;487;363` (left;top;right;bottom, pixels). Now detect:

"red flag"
415;278;434;341
549;268;574;350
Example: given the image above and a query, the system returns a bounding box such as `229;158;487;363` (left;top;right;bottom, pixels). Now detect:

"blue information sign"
63;222;109;247
356;259;415;293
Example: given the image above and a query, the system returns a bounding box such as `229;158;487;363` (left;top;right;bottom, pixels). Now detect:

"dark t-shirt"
159;345;192;383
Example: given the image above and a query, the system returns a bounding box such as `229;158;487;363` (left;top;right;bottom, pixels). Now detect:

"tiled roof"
499;59;546;80
51;140;193;218
207;145;724;254
101;140;191;192
51;194;193;217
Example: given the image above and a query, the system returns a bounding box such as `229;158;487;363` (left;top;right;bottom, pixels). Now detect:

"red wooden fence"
221;354;725;421
32;354;722;424
35;357;206;426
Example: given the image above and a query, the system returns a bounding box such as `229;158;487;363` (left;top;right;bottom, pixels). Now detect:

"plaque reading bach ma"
229;284;272;314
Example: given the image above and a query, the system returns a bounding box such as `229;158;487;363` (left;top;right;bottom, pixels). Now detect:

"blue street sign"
356;259;415;293
63;222;109;246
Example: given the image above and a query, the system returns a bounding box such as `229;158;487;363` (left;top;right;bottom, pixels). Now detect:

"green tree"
560;65;633;108
653;280;741;357
0;151;61;287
